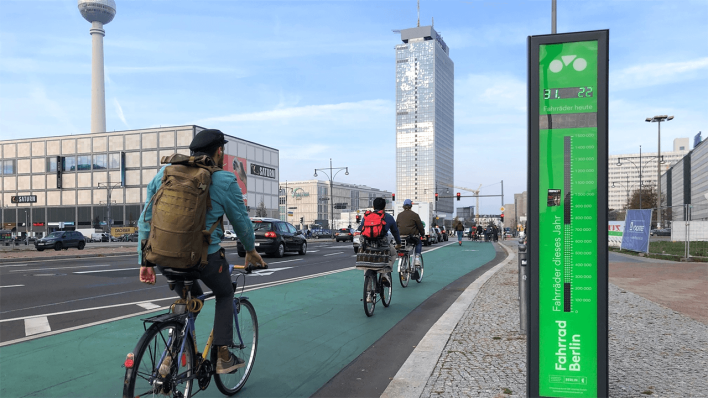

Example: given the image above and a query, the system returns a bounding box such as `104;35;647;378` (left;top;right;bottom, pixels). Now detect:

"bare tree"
256;200;268;217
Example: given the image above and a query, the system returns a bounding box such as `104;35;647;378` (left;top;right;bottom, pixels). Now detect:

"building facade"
0;125;279;237
608;138;689;210
395;25;454;218
279;180;392;230
660;136;708;223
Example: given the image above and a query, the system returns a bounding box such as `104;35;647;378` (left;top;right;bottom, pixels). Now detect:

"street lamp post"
646;115;674;229
314;159;349;231
97;182;122;235
617;146;664;211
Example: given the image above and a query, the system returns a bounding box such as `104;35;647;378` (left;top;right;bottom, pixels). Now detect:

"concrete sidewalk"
387;242;708;397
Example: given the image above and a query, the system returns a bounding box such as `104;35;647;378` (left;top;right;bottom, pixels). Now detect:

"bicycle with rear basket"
355;237;393;317
122;264;257;398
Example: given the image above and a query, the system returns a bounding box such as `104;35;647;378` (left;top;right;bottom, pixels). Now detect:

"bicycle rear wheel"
214;298;259;396
380;272;392;307
398;256;410;288
363;270;376;317
124;320;195;398
415;255;425;283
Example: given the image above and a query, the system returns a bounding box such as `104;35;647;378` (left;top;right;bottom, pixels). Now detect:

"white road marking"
0;254;136;266
137;302;162;310
324;252;344;256
10;264;111;273
307;250;319;253
73;267;140;274
24;316;51;336
249;267;293;277
0;285;25;288
267;259;303;265
0;263;28;268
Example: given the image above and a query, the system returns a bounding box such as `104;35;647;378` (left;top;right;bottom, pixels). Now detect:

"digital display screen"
538;40;599;398
543;86;594;100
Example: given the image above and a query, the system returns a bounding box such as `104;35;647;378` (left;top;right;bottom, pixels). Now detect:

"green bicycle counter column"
527;30;609;398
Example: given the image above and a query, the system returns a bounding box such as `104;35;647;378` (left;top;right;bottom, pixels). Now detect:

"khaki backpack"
143;154;222;269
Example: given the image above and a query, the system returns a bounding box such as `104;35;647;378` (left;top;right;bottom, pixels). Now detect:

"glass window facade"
77;155;91;171
93;154;107;169
2;159;16;175
395;27;454;216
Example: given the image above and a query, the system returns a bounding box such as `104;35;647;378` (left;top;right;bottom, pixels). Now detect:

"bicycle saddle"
161;268;201;283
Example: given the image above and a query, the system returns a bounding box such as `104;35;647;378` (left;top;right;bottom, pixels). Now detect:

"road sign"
11;195;37;204
500;206;505;211
527;30;609;398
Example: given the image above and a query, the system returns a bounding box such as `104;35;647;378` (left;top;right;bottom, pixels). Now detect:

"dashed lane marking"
267;259;303;265
24;316;51;336
9;264;111;273
137;302;162;310
0;285;25;288
73;267;140;274
323;252;345;256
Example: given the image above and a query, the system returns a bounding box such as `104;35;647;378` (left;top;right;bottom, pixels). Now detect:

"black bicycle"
123;265;258;398
355;237;393;317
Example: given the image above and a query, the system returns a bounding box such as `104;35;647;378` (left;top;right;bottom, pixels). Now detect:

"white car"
224;230;237;240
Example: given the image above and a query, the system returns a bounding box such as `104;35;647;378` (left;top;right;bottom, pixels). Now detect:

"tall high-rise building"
395;25;454;217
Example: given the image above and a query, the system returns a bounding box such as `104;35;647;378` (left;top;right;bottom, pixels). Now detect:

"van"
91;233;109;242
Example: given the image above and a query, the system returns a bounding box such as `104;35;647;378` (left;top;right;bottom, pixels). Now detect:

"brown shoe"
215;346;245;374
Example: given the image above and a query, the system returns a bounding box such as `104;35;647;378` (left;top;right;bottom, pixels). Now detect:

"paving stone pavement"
422;244;708;398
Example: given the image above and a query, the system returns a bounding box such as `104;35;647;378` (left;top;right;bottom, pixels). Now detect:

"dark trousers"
158;249;234;347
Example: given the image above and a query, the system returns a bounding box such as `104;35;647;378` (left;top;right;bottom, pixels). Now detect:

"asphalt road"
0;239;430;345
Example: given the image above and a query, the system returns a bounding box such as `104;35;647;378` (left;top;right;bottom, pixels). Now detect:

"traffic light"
300;217;304;224
435;193;439;202
392;193;396;202
500;213;504;222
456;192;461;201
356;215;361;223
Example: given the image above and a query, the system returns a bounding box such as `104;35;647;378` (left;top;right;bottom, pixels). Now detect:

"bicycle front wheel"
363;270;376;317
380;272;392;307
124;320;195;398
214;298;259;396
415;255;425;283
398;256;410;288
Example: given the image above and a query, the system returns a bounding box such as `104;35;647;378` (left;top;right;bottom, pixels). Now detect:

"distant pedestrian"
453;217;465;246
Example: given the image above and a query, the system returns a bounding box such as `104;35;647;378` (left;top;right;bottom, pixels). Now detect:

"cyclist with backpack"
395;199;425;265
358;198;402;282
137;129;268;375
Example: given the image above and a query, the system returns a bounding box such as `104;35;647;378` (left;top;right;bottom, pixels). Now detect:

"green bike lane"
0;242;496;397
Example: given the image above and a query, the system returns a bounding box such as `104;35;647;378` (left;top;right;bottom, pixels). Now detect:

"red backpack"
361;210;387;238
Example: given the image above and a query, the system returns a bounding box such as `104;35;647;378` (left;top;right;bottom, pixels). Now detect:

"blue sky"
1;0;706;214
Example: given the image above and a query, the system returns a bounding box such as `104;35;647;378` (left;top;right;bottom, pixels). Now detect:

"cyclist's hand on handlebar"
139;266;156;285
244;249;268;271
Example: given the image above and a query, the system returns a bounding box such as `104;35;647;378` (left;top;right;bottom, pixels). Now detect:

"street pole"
551;0;557;34
646;115;674;228
639;145;642;209
314;158;348;232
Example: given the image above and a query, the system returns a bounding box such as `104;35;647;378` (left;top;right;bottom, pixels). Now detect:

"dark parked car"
650;228;671;236
35;231;86;251
312;229;334;239
236;217;307;258
335;228;355;242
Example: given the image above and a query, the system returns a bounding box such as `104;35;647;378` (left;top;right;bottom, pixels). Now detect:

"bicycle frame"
150;290;250;386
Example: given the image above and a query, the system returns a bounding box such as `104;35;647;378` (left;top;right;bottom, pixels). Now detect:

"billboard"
223;154;248;206
608;221;624;247
620;209;652;253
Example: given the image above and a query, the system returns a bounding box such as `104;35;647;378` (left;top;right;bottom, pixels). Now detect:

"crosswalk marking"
25;317;51;336
137;302;162;310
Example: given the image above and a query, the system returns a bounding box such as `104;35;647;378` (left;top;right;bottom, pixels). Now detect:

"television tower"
78;0;116;133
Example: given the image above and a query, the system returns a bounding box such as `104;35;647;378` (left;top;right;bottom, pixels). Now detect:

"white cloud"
611;57;708;91
201;99;391;124
113;97;129;128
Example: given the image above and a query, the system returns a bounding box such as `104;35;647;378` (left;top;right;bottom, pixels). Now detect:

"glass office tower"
395;25;454;217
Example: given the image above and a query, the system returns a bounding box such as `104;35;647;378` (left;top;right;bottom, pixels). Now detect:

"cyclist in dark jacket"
396;199;425;265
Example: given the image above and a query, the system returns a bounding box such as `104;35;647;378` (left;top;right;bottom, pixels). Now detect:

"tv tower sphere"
78;0;116;134
78;0;116;25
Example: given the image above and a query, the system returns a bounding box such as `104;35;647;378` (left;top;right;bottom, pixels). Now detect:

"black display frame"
527;29;609;398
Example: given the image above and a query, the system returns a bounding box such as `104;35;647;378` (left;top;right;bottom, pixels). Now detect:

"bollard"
518;243;528;334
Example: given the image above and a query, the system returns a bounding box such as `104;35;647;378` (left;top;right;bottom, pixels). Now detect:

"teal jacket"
137;166;255;265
